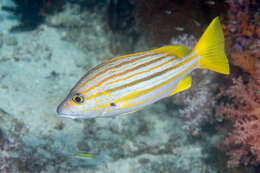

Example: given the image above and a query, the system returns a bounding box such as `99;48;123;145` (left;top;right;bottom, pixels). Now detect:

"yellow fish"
75;153;95;159
57;17;229;119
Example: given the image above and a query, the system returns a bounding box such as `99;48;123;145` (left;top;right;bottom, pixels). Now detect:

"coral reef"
217;61;260;167
216;0;260;168
217;75;260;167
3;0;260;172
173;70;218;134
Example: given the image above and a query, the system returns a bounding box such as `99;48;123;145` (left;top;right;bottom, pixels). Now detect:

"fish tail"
192;17;230;75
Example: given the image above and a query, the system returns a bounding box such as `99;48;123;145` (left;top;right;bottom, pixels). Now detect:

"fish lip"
58;113;87;119
57;101;65;115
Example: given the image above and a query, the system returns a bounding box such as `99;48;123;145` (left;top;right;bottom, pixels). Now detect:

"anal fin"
170;75;192;96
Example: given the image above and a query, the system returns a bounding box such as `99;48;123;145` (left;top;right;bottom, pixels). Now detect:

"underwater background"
0;0;259;172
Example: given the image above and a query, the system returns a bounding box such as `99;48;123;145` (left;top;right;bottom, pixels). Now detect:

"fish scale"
82;54;172;93
77;52;158;90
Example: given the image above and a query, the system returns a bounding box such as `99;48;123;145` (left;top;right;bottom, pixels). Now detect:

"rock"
0;32;3;48
5;35;17;46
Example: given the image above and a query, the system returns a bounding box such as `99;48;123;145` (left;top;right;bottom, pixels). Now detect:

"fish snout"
56;100;79;119
57;99;69;117
57;102;64;116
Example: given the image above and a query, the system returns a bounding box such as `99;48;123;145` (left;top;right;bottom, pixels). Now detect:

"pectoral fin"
115;90;145;109
170;75;192;96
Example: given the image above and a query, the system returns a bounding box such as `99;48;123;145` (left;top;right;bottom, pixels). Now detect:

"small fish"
57;17;230;119
75;153;95;159
175;26;184;31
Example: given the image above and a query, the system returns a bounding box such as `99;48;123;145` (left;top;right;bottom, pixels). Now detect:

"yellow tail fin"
192;17;230;74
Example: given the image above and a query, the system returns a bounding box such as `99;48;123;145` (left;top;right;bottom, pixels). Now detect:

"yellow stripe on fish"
57;17;229;119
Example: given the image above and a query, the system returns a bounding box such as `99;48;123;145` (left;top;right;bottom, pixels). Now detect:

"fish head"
57;85;112;119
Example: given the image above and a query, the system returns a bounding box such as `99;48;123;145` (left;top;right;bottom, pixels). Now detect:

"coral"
217;75;260;167
221;0;260;54
216;0;260;167
173;69;218;134
231;50;256;77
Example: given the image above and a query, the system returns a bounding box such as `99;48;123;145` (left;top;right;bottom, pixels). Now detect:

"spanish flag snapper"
57;17;229;119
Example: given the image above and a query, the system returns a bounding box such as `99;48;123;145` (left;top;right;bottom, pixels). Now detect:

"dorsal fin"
170;75;192;96
155;45;190;58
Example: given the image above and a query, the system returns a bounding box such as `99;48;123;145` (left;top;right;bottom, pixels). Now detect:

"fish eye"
72;94;85;104
110;102;116;107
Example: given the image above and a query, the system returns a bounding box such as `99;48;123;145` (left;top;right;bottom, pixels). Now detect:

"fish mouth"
57;103;86;119
58;113;87;119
